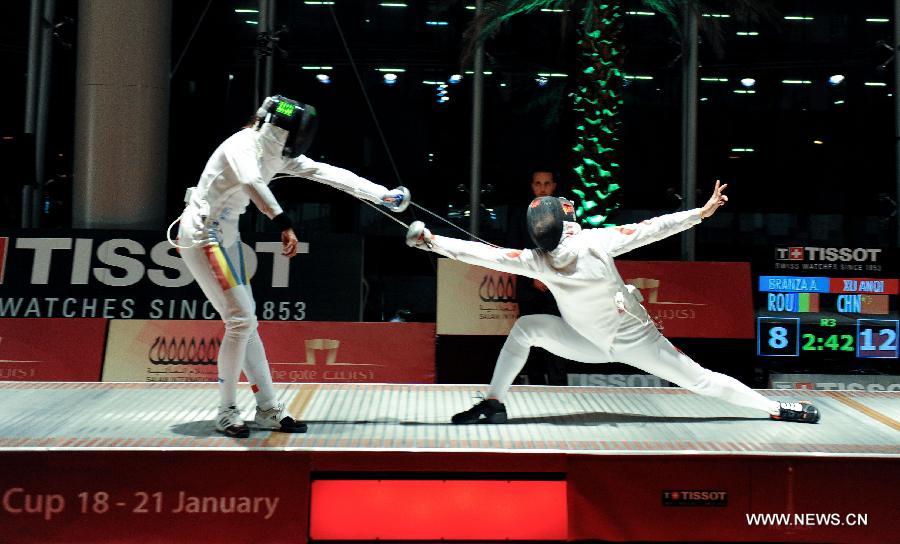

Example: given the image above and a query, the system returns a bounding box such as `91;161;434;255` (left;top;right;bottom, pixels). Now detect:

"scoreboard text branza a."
757;276;898;359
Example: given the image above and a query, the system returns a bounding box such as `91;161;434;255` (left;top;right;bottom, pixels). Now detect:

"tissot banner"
436;259;518;336
102;320;435;384
0;230;362;321
769;373;900;392
0;318;107;381
616;261;754;339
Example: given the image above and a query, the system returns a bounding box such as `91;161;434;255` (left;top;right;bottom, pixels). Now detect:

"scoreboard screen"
756;277;899;359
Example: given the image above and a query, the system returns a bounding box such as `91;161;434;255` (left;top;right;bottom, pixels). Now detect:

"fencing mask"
526;196;576;251
256;95;318;158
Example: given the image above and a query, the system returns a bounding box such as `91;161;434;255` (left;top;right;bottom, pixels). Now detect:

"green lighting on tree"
570;1;624;226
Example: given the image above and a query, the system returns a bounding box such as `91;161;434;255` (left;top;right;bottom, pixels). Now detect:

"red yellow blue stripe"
204;243;241;290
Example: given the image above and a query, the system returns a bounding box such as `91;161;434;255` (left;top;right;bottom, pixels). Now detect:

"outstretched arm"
282;155;387;202
406;221;542;277
590;181;729;257
282;155;408;210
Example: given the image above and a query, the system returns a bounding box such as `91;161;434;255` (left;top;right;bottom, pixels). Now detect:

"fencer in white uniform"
407;182;820;424
176;95;410;437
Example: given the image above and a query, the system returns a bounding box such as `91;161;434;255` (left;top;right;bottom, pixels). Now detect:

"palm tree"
465;0;775;226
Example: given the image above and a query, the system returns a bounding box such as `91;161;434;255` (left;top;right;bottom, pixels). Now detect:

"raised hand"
700;180;729;219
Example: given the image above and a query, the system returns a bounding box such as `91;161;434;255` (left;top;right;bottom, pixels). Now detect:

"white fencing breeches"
179;241;277;410
488;314;778;415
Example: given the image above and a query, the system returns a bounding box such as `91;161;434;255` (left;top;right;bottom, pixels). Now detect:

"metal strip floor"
0;382;897;457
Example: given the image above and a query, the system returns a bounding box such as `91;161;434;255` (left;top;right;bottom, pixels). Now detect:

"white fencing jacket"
181;124;389;247
427;209;703;354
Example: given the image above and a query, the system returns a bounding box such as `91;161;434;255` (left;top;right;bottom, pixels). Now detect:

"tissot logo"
6;236;297;288
479;275;516;303
662;490;728;507
776;247;882;263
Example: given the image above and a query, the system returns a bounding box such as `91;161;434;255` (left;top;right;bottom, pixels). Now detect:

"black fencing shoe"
255;402;308;433
771;401;821;424
452;399;508;424
215;406;250;438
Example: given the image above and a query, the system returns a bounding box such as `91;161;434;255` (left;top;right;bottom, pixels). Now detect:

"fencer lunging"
177;95;410;437
407;181;820;424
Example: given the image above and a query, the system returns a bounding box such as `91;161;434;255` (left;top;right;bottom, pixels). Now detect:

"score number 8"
768;326;790;349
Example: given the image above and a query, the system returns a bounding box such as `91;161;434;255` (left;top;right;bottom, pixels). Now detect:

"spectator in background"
507;169;569;386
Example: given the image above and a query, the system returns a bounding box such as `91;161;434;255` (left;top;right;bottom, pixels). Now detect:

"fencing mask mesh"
526;196;576;251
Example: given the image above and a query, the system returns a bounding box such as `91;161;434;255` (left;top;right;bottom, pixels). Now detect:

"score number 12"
857;319;899;358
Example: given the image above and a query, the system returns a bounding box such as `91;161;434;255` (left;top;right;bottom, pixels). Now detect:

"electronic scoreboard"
755;247;898;361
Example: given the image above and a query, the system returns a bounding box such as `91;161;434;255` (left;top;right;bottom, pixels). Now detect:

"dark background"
0;0;897;381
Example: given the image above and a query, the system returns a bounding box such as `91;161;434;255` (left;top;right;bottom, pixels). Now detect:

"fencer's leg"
214;285;257;408
243;330;277;407
239;284;278;410
238;286;306;433
487;314;606;402
453;315;607;424
180;244;256;437
616;332;779;415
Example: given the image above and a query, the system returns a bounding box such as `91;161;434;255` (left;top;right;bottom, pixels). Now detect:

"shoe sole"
216;426;250;438
254;422;309;433
770;403;821;424
452;412;508;424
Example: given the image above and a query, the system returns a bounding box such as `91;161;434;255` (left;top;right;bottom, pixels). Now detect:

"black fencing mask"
257;95;318;158
526;196;576;251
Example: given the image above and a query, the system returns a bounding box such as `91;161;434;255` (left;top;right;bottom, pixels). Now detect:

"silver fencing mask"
526;196;576;251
